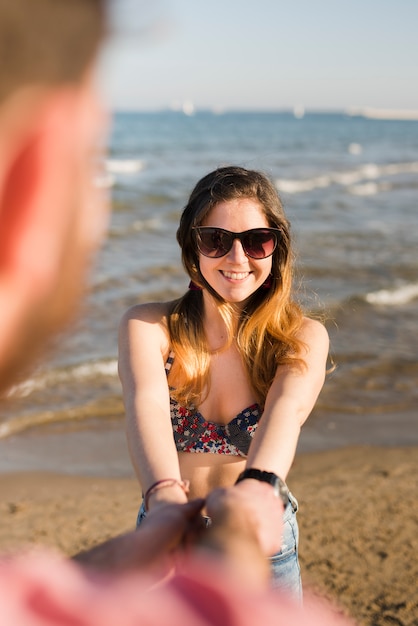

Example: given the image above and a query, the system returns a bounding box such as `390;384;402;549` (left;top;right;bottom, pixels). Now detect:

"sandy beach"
0;444;417;626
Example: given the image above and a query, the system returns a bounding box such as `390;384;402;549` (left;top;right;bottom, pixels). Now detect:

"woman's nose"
226;238;247;262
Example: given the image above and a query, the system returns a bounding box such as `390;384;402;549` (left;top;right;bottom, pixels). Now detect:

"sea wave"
6;359;118;399
102;158;145;188
364;282;418;306
108;216;166;238
0;395;124;440
106;158;145;174
276;161;418;195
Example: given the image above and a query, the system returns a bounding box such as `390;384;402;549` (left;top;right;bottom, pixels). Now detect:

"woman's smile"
221;270;251;281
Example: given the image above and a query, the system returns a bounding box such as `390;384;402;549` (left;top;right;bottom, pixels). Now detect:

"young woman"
118;166;329;599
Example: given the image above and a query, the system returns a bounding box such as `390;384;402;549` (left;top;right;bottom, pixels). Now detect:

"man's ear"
0;89;82;300
0;81;106;391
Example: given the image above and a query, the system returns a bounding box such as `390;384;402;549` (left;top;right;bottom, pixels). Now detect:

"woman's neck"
202;291;240;352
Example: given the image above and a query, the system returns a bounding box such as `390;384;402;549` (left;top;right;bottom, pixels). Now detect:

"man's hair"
0;0;107;103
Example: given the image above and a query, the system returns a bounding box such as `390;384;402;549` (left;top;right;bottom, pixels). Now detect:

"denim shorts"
269;491;302;601
136;490;302;601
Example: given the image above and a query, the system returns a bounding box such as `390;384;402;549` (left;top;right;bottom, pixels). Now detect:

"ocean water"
1;111;417;468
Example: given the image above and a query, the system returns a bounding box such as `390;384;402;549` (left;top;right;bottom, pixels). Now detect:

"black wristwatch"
235;468;289;507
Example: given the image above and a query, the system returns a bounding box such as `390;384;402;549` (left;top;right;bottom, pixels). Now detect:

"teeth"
222;271;249;280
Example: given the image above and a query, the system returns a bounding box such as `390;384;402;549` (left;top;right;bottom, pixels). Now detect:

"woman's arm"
118;303;187;510
216;318;329;555
245;317;329;480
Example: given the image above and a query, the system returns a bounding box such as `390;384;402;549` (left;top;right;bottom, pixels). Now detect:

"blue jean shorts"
270;491;302;601
136;491;301;601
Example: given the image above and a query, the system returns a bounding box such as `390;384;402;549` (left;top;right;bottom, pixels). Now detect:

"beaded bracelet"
144;478;190;512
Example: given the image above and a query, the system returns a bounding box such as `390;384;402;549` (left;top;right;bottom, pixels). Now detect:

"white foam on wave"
277;161;418;195
6;359;118;399
365;283;418;306
132;217;162;232
278;175;331;194
110;217;163;238
106;159;144;174
349;182;391;196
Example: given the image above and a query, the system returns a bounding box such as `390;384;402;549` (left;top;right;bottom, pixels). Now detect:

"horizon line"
111;105;418;121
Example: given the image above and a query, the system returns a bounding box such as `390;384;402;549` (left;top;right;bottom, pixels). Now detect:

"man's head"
0;0;109;391
0;0;106;104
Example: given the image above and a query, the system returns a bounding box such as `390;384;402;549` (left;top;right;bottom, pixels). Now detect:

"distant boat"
168;101;196;116
346;107;418;121
182;100;195;116
293;105;305;119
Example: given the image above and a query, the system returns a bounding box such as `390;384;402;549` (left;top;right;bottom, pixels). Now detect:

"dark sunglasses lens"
243;231;277;258
197;229;232;257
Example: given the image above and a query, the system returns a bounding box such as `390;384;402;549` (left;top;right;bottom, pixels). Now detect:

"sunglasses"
192;226;281;259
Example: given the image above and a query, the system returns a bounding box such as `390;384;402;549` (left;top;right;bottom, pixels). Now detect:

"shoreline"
1;406;418;476
1;444;417;625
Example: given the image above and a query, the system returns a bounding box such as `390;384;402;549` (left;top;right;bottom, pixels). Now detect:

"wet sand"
0;445;417;626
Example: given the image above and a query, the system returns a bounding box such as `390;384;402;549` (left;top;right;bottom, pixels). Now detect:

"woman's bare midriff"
178;451;246;500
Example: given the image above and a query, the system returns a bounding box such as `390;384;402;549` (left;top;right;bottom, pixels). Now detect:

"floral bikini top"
165;352;261;456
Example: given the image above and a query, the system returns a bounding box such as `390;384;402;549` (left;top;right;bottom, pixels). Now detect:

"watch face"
271;476;289;506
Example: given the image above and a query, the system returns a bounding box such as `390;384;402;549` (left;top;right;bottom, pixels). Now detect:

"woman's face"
198;197;273;305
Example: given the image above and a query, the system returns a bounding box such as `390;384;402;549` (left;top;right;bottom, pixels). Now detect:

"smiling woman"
196;199;275;304
118;165;330;600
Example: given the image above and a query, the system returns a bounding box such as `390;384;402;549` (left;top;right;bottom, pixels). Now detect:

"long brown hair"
167;166;305;407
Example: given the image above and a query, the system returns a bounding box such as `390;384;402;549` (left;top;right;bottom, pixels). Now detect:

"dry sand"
0;445;417;626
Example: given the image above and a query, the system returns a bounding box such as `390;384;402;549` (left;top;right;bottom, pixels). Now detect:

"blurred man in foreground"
0;1;353;624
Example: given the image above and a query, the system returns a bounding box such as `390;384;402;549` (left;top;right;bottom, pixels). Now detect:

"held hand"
73;499;205;575
142;498;207;554
205;480;285;556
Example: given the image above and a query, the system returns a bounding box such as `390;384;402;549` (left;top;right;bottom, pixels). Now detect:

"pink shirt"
0;550;353;626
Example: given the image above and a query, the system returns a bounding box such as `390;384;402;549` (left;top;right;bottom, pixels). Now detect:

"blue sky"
100;0;418;112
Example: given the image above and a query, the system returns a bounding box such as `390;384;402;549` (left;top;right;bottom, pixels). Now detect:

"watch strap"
235;468;289;506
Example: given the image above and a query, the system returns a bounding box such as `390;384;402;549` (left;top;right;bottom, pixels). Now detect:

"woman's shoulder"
118;301;178;354
120;300;174;325
299;316;329;351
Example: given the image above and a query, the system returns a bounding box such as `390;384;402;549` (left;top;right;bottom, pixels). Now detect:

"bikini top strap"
165;350;175;377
